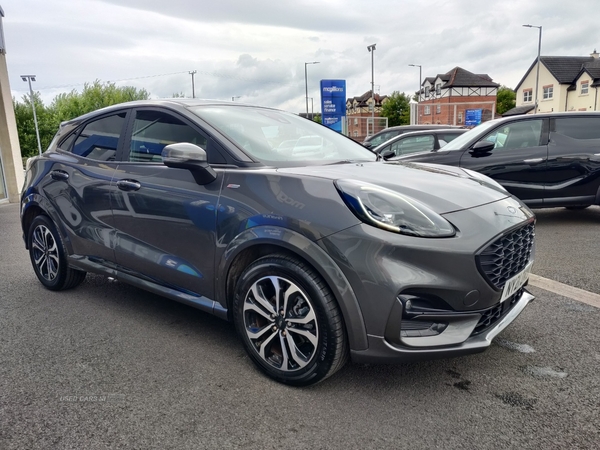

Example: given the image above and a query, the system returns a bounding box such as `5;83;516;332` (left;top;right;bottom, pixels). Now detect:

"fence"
346;116;389;142
411;101;497;127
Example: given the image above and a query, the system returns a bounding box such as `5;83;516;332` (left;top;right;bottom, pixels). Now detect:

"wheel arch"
218;226;368;351
21;194;73;253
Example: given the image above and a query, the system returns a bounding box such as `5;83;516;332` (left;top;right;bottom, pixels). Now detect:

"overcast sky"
3;0;598;113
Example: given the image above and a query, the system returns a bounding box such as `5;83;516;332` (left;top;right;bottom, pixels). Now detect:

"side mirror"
162;143;217;185
471;140;495;153
381;150;395;160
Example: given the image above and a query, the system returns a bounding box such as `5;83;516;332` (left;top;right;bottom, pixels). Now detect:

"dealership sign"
320;79;346;132
465;109;482;126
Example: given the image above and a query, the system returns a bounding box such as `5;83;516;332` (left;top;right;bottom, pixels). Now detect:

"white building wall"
516;62;567;112
566;73;599;111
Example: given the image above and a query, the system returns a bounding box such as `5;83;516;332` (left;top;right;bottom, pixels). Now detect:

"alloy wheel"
31;224;60;282
243;276;319;372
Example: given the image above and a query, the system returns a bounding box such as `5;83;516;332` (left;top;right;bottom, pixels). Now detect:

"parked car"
21;100;535;386
372;128;468;157
362;124;464;149
394;112;600;210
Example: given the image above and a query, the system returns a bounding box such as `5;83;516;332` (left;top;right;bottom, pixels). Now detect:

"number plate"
500;261;533;303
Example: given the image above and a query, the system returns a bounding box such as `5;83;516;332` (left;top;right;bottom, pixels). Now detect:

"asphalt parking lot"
1;202;599;450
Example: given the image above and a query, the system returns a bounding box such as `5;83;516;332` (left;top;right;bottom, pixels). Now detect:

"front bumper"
350;288;534;364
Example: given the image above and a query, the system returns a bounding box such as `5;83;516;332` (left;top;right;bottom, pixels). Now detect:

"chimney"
591;49;599;59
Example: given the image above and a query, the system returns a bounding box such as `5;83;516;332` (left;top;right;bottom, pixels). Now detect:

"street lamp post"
20;75;42;156
523;24;542;114
304;61;319;118
189;70;197;98
232;96;240;101
409;64;422;124
367;44;376;135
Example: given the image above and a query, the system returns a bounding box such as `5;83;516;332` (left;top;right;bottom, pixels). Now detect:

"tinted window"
57;132;78;152
554;117;600;139
72;112;127;161
368;131;400;147
390;135;435;156
481;120;543;150
129;110;209;163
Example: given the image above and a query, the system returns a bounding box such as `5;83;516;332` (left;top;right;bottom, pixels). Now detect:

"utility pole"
523;25;542;114
304;62;319;118
367;44;376;135
189;70;197;98
20;75;42;156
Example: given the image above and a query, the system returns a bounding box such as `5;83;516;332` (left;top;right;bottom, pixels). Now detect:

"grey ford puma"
21;100;535;385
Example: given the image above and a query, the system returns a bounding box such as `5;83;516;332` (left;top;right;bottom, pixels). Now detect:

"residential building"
417;67;499;126
510;49;600;115
345;90;388;141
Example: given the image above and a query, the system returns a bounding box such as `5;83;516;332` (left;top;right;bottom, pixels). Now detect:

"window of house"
523;89;532;102
71;112;127;161
128;110;211;163
354;117;358;125
436;105;441;114
435;84;441;96
425;87;430;98
458;112;463;124
543;85;553;100
353;130;358;137
424;106;431;115
581;81;589;95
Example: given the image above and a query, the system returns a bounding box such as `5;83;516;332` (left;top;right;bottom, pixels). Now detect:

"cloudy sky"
3;0;598;113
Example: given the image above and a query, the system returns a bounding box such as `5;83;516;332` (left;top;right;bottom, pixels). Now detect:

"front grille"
477;222;535;290
471;287;523;336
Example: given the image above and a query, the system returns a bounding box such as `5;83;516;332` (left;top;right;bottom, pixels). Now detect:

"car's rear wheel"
233;254;348;386
28;215;86;291
565;205;591;210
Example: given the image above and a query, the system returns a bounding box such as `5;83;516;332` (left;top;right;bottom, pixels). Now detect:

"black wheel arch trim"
217;225;369;351
21;193;74;254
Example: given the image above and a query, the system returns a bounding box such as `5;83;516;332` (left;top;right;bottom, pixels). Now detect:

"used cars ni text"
21;100;535;385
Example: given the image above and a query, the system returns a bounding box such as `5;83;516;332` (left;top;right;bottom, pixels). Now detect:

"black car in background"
395;113;600;210
373;128;468;157
362;124;464;149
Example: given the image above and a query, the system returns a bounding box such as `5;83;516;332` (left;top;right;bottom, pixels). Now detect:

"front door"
459;118;547;206
111;108;223;299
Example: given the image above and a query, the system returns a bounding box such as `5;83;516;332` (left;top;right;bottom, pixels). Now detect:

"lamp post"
523;24;542;114
304;61;319;118
367;44;376;135
232;96;240;101
189;70;197;98
20;75;42;156
409;64;422;124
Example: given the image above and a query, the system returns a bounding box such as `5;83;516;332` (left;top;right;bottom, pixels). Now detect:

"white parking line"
529;274;600;309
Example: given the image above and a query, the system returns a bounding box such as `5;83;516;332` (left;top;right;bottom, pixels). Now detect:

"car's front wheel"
233;255;348;386
28;215;86;291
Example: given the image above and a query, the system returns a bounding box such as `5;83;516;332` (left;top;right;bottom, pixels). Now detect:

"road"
0;203;599;449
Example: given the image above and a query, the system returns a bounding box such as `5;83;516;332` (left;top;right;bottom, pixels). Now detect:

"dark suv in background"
362;124;464;149
396;113;600;210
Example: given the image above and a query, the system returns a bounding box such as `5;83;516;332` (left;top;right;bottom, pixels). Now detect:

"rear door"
458;118;548;206
544;116;600;206
40;110;129;264
111;107;225;298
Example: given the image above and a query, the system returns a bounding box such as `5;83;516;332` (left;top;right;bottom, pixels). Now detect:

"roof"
502;105;535;116
346;90;388;106
422;67;498;88
515;56;600;90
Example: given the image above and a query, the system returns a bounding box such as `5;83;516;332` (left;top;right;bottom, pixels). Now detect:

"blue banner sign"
320;79;346;132
465;109;482;126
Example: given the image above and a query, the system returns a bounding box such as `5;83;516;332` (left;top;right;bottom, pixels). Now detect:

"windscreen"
190;105;376;165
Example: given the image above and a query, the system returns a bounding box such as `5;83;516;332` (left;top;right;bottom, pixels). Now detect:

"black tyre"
233;255;348;386
28;215;86;291
565;205;591;210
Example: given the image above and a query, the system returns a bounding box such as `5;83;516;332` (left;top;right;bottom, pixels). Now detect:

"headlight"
335;179;456;238
461;168;508;193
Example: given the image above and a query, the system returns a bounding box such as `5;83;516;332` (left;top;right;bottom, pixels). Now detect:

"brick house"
346;90;388;141
508;49;600;115
417;67;499;126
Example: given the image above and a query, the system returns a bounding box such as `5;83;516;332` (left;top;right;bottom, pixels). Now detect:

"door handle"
116;179;141;191
50;170;69;181
523;158;544;165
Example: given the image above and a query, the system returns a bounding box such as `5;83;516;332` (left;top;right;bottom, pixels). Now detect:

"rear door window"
553;117;600;139
390;134;435;156
72;112;127;161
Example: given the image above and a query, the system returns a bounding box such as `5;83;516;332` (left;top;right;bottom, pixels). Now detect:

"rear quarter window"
553;117;600;139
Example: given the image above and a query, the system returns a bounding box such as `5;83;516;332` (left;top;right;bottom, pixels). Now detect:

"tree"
496;86;516;115
312;113;322;124
14;80;150;158
14;92;57;158
51;80;150;123
381;91;411;127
